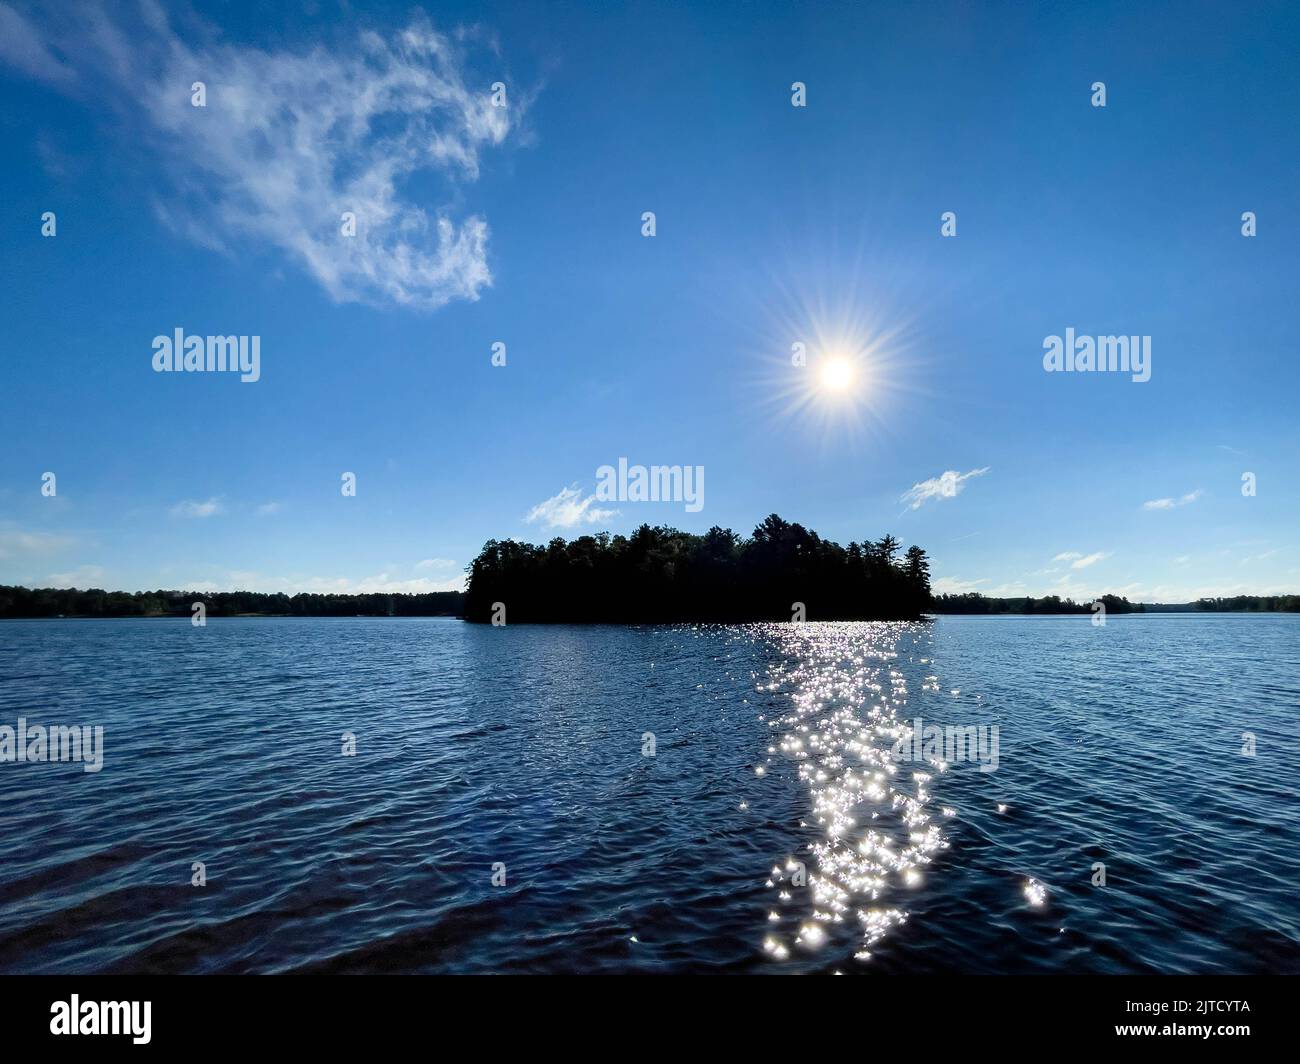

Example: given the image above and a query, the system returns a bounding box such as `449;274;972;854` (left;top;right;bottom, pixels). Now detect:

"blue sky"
1;0;1297;602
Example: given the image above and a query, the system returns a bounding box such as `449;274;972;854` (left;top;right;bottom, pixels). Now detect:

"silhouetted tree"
461;515;935;623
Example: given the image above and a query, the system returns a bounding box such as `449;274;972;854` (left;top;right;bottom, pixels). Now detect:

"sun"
749;287;914;448
818;357;857;394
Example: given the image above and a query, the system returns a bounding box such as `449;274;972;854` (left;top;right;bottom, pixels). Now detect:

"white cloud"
931;576;988;595
44;564;107;587
985;581;1029;596
349;573;463;593
1155;579;1296;600
901;467;989;511
305;573;464;594
1051;550;1109;570
158;570;466;594
1;4;522;310
172;580;221;594
171;498;223;518
255;502;283;515
416;558;457;570
233;571;464;594
0;528;76;558
525;485;619;530
1143;490;1203;511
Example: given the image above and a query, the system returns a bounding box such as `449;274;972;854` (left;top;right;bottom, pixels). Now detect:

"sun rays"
756;309;913;448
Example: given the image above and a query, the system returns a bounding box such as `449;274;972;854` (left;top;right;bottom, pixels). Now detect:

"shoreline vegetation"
1;510;1296;622
0;587;463;619
461;516;932;623
934;593;1300;614
2;588;1296;619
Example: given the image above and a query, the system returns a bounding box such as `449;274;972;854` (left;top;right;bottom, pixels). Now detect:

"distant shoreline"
3;610;1296;623
0;586;463;621
3;581;1296;620
2;593;1300;616
933;592;1299;615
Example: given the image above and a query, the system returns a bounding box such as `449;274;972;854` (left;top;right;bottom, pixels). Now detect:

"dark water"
0;615;1297;974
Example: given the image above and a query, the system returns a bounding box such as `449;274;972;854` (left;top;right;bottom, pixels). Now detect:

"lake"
0;614;1297;974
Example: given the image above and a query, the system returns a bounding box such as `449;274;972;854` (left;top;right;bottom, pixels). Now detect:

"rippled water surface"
1;615;1297;974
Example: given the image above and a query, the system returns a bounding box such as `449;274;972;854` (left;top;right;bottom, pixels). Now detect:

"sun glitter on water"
757;621;950;966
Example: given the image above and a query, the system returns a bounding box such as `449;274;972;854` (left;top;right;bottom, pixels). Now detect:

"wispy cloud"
900;467;990;511
168;580;221;594
0;3;74;84
416;557;457;570
171;498;223;518
1050;550;1109;570
931;576;987;595
0;528;76;558
0;3;523;309
45;564;107;587
985;581;1028;596
1239;549;1280;566
255;501;283;516
1143;489;1203;511
198;570;465;594
526;485;619;530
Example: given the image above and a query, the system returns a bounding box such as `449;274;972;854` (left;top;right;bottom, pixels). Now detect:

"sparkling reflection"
756;621;949;964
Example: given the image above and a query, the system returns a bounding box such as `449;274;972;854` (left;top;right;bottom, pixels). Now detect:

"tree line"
461;514;932;623
932;593;1143;615
935;592;1300;614
1188;595;1300;612
6;571;1293;622
0;586;463;618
